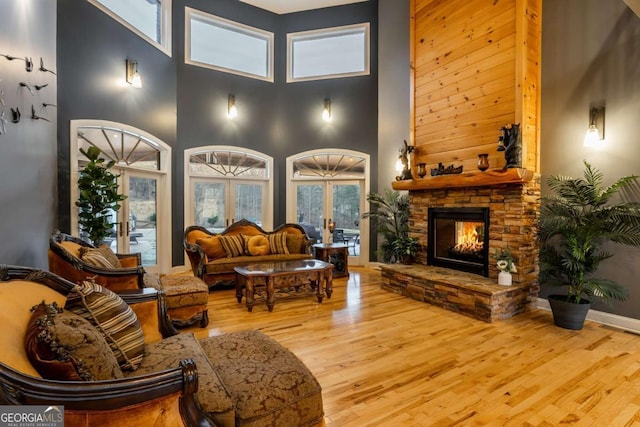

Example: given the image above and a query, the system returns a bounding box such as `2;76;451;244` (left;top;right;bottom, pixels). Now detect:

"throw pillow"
25;301;124;381
247;235;270;256
267;232;289;255
195;236;226;260
78;247;113;269
65;281;145;371
218;234;246;257
286;233;305;254
96;244;123;268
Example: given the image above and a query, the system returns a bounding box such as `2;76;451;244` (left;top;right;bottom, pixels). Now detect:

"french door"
108;170;162;270
190;178;267;232
294;181;362;245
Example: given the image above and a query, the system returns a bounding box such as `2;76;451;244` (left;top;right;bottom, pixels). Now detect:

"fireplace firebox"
427;207;490;277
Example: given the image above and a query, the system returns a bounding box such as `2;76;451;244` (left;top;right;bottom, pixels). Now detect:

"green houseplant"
362;189;419;263
538;161;640;329
76;146;127;245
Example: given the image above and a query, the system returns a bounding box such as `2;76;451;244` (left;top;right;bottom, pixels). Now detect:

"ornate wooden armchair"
0;265;213;427
48;230;145;292
48;231;210;328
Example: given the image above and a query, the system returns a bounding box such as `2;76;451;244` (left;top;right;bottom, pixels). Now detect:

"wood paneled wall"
411;0;541;173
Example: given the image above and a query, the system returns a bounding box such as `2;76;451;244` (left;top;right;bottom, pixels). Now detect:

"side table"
313;243;349;279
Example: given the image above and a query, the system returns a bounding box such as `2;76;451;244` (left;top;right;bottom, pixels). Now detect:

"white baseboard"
536;298;640;334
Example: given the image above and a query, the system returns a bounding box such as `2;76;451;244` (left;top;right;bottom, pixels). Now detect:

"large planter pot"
548;295;591;330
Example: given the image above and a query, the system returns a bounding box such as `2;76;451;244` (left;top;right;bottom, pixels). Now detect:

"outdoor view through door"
185;147;273;232
287;150;369;263
72;121;171;272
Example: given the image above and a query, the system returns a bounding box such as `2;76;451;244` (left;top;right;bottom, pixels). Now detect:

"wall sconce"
125;59;142;89
584;106;605;147
227;94;238;119
322;98;331;122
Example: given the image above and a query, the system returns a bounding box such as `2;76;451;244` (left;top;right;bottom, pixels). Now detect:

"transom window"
188;149;269;178
287;23;370;82
292;152;366;179
185;8;274;82
88;0;172;56
77;126;162;172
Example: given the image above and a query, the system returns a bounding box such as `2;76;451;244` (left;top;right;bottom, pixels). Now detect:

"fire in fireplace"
427;207;490;276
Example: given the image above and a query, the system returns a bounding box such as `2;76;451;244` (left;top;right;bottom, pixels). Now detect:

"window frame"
184;146;274;231
185;7;274;82
287;23;370;83
88;0;172;57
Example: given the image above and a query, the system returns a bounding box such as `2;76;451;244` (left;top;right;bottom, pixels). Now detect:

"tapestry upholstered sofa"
184;219;313;288
49;231;209;328
0;265;324;427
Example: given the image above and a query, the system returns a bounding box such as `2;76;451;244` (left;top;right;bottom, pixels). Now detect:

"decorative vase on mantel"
416;163;427;178
498;271;512;286
477;154;489;171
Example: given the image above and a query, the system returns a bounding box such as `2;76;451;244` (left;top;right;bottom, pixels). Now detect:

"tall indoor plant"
362;189;418;263
76;146;127;245
538;161;640;329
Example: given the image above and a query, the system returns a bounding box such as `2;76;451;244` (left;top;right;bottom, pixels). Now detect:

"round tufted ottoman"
199;330;324;427
158;274;209;328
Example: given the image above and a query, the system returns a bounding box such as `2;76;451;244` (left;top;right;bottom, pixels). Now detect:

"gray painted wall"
541;0;640;318
378;0;410;191
0;0;57;269
56;0;378;266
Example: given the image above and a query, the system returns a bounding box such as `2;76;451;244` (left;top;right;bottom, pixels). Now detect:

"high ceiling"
238;0;368;14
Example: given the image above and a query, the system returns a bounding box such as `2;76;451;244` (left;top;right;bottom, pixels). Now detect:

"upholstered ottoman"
145;273;209;327
199;330;324;427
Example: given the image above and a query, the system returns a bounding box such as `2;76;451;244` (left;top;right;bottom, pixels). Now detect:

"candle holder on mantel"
477;153;489;171
416;163;427;178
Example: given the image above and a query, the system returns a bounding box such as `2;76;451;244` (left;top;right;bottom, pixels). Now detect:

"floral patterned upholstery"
129;333;235;427
132;330;324;427
144;273;209;328
199;330;324;427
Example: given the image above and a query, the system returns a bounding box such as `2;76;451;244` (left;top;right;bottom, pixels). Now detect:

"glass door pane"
296;184;325;242
331;183;361;256
128;175;157;267
194;181;226;233
234;183;263;227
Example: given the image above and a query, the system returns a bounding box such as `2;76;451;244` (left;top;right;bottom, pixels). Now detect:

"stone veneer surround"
382;176;542;322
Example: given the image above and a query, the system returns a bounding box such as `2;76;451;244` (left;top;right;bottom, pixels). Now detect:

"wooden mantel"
391;167;534;191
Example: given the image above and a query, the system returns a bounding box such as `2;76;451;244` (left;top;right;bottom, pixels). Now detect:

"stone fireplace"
382;171;541;322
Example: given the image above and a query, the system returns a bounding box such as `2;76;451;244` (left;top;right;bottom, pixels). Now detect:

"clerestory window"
88;0;172;56
185;8;274;82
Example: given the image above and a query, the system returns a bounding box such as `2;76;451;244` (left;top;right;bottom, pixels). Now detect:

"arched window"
71;120;171;273
287;149;369;264
185;146;273;231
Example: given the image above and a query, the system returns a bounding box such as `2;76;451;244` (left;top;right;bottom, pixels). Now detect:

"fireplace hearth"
427;207;489;277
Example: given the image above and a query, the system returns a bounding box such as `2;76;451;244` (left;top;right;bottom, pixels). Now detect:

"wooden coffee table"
234;260;334;312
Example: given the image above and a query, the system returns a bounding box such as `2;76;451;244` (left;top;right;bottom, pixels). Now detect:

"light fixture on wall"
227;95;238;119
584;106;605;147
125;59;142;89
322;98;331;122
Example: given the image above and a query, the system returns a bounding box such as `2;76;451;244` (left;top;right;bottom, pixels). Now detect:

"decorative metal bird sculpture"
1;53;20;61
11;107;21;123
39;57;56;75
31;104;51;122
25;57;33;72
0;111;7;135
42;102;57;108
35;83;48;91
19;82;35;95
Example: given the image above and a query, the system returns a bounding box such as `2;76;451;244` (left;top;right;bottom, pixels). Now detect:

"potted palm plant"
538;161;640;330
362;189;419;263
76;146;127;245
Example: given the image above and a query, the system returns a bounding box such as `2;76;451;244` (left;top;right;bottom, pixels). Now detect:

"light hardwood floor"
185;267;640;426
